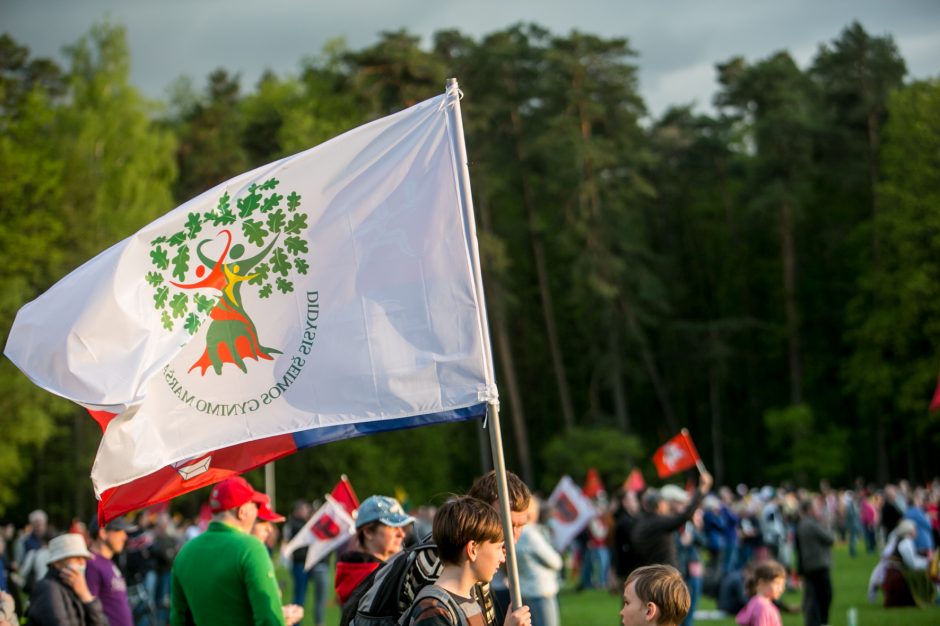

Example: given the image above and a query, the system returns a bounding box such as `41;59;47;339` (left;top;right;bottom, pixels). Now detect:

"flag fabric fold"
5;87;494;520
652;430;702;478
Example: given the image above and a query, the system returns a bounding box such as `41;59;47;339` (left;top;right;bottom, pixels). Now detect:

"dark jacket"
795;515;834;574
630;492;703;569
26;567;108;626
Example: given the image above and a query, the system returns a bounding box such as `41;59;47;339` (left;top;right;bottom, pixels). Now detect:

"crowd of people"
0;474;937;626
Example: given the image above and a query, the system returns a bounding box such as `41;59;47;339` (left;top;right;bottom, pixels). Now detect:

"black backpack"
399;585;470;626
340;541;442;626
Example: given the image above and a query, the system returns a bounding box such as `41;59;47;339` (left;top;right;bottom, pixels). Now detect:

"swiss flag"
652;430;701;478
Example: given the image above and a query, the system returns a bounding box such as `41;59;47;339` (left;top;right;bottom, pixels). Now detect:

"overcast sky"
4;0;940;117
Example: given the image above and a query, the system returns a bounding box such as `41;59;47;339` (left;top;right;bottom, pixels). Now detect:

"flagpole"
265;462;276;505
445;77;523;612
681;428;708;475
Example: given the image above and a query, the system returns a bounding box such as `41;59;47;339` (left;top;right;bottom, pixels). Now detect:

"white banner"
282;495;356;571
5;87;493;496
547;475;597;551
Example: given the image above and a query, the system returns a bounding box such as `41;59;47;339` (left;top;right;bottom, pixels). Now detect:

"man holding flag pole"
4;77;528;620
629;430;713;573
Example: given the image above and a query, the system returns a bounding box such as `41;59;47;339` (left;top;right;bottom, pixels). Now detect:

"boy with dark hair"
619;564;690;626
405;497;530;626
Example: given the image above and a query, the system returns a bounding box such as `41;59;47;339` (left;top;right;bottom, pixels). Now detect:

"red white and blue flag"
5;84;495;521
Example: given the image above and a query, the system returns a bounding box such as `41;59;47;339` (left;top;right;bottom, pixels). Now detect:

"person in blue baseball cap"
334;495;415;606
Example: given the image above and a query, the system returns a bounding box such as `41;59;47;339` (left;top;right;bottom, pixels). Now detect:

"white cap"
48;533;93;563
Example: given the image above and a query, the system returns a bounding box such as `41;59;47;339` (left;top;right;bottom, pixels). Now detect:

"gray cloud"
2;0;938;116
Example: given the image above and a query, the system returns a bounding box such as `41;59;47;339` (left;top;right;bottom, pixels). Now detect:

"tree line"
1;20;938;522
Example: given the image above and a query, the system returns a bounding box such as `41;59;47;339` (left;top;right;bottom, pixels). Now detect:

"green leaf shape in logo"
150;246;169;270
266;208;285;234
286;191;301;212
285;213;307;234
184;312;201;335
261;193;283;214
144;180;312;373
276;277;294;294
241;218;269;247
271;247;292;277
185;212;203;239
171;245;190;282
170;293;189;318
284;235;308;256
167;231;188;247
154;285;169;309
237;190;262;218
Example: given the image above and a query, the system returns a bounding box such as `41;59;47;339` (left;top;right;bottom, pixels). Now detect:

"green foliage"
540;428;644;494
844;79;940;455
762;404;848;485
5;20;940;520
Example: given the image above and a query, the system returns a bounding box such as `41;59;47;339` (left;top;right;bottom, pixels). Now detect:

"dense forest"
2;20;939;523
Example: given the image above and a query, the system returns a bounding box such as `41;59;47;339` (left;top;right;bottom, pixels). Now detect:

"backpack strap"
400;585;469;626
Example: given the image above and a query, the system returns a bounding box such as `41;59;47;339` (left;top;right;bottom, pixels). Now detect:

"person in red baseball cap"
170;476;302;626
252;494;286;547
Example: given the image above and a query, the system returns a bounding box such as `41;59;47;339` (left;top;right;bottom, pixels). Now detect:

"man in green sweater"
171;476;288;626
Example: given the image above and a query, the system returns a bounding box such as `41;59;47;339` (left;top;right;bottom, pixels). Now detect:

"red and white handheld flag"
282;494;356;571
652;430;702;478
547;475;597;551
4;84;495;522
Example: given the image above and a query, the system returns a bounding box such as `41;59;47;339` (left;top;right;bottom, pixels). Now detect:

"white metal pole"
444;77;523;611
265;462;276;506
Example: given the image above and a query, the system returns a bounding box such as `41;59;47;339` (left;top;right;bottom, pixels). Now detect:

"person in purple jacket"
86;515;137;626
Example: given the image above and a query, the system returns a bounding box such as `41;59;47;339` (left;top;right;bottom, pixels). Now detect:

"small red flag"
652;430;701;478
582;468;604;498
929;374;940;411
625;468;646;493
330;475;359;515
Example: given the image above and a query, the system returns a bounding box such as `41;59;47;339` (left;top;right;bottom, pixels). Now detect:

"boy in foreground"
620;565;690;626
405;497;531;626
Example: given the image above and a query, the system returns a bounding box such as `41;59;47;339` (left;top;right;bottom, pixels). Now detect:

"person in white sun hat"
25;532;107;626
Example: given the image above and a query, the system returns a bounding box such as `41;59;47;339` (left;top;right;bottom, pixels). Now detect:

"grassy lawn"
557;544;939;626
277;544;938;625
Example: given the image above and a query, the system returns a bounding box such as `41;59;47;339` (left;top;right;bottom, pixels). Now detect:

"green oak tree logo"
146;177;310;375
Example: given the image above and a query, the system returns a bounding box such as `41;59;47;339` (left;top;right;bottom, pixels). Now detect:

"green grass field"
278;544;939;626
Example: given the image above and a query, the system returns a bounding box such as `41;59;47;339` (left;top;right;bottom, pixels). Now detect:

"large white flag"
282;495;356;571
5;84;494;519
546;475;597;551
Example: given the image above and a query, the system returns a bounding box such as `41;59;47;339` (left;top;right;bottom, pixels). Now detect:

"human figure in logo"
172;230;281;375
